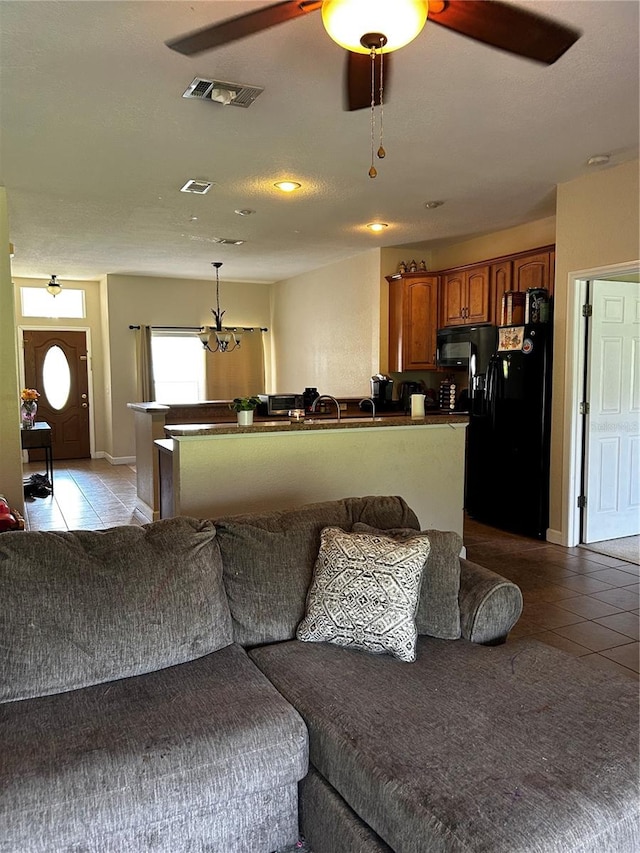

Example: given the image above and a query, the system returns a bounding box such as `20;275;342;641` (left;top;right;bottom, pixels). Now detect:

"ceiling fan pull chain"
368;47;377;178
377;47;386;161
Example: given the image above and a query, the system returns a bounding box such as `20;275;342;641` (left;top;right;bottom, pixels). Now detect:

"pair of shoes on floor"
23;473;52;499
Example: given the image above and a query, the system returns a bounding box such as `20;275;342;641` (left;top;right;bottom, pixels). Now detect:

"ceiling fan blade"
346;52;393;112
166;1;322;56
428;0;581;65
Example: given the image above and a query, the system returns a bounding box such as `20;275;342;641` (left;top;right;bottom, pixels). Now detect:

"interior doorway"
22;329;91;460
563;263;640;548
582;280;639;542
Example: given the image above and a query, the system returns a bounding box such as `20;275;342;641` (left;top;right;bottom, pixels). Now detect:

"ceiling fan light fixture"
367;222;388;232
321;0;428;54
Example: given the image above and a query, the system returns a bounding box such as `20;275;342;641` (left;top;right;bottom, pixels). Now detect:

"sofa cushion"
297;527;429;662
214;496;420;646
0;517;232;702
251;637;640;853
0;644;308;852
352;524;462;639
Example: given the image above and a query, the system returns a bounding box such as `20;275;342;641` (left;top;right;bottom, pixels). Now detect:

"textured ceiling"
1;1;638;284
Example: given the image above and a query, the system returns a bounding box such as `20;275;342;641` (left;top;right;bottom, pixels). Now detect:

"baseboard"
546;528;565;546
103;453;136;466
135;498;157;522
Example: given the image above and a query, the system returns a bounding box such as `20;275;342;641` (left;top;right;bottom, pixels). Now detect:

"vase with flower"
20;389;40;429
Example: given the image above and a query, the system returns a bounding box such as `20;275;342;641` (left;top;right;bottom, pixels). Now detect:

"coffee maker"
370;374;394;410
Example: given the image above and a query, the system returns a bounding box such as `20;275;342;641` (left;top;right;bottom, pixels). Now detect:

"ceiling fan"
166;0;582;111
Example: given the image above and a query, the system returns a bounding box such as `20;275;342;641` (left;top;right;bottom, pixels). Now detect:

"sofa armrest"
458;558;523;645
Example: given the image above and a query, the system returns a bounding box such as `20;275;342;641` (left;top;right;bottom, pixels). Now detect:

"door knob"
82;403;88;408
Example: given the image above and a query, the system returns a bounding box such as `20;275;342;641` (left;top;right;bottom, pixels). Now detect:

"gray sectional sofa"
1;496;638;853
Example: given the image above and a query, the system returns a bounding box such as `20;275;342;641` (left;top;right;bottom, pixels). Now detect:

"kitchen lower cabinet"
387;274;439;371
441;265;490;326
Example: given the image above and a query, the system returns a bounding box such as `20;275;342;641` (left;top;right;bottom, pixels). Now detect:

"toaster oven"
257;394;304;416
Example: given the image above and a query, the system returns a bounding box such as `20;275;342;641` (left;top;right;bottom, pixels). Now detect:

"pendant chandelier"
198;262;242;353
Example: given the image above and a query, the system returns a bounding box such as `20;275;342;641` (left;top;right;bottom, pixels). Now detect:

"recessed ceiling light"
234;208;255;216
367;222;388;232
180;179;215;194
424;200;444;209
274;181;302;192
586;154;611;167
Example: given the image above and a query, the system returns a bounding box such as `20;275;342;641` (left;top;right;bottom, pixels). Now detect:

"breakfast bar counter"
164;412;468;436
157;414;468;535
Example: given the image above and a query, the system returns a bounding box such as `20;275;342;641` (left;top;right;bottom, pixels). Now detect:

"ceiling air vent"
212;237;245;245
180;180;214;194
182;77;264;108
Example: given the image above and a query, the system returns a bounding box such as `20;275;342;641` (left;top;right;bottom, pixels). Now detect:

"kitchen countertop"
164;412;468;437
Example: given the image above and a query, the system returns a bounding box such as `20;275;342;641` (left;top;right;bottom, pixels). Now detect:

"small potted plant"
229;396;261;426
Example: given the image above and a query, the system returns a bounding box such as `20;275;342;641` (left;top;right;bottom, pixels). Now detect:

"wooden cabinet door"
442;272;466;326
388;275;438;371
466;266;490;323
491;260;512;326
404;278;439;369
512;251;551;293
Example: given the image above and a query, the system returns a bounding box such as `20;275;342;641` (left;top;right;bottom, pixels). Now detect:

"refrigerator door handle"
486;355;499;425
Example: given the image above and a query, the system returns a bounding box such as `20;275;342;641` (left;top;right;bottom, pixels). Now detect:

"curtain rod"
129;325;268;332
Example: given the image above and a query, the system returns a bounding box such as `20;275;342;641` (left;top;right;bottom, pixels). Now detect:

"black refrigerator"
465;324;553;539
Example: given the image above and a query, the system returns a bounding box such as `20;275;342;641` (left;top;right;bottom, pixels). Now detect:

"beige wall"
551;159;640;538
0;188;24;514
171;422;467;534
271;250;382;397
104;273;271;460
429;216;557;270
13;276;107;457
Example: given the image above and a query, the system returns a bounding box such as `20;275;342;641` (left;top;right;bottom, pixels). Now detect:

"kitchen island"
156;413;468;535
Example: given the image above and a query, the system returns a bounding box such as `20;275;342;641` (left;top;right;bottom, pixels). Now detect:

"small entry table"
20;422;54;493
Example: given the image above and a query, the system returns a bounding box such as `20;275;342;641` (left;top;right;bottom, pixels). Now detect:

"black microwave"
436;325;495;369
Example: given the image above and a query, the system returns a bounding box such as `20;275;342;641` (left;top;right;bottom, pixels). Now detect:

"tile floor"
23;459;639;680
465;516;639;681
23;458;145;531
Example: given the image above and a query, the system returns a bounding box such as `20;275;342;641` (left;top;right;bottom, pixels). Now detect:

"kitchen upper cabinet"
387;274;439;371
438;246;555;327
490;247;555;325
441;265;490;326
490;259;513;328
512;250;554;293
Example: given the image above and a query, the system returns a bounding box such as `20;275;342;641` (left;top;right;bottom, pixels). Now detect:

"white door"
585;280;640;541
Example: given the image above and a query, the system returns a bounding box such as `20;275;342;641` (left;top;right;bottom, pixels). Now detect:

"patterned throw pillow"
296;527;431;663
352;524;463;640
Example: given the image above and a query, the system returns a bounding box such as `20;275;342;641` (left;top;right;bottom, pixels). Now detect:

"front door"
584;280;640;542
23;330;91;460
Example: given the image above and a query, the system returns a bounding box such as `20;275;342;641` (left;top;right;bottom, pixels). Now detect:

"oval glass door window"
42;345;71;410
